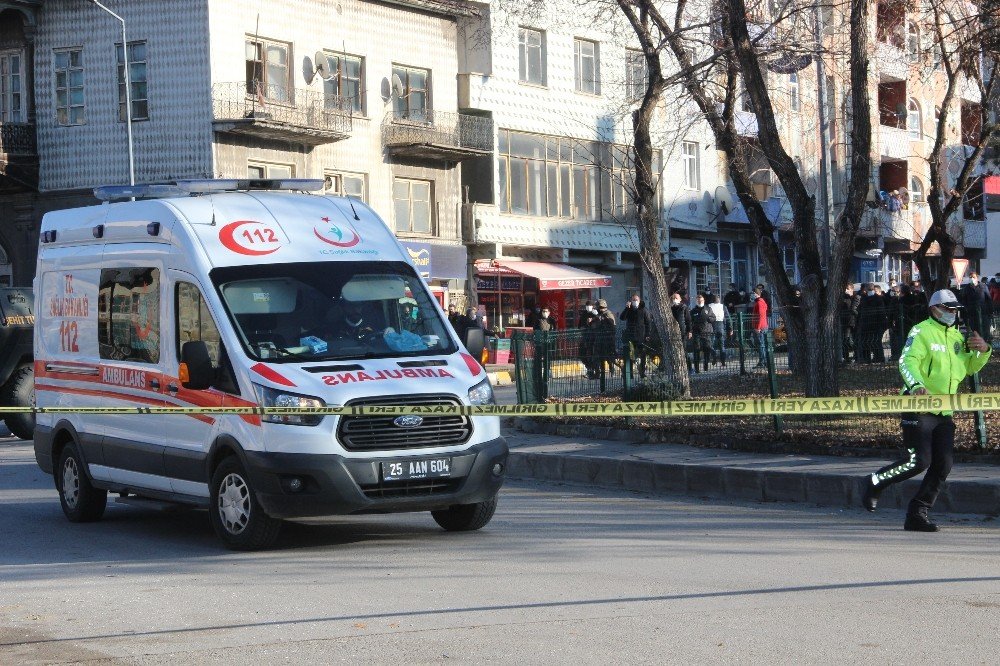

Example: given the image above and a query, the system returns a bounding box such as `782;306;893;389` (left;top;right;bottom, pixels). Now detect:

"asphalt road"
2;438;999;664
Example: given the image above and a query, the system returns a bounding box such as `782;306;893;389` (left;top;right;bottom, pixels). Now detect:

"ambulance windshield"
212;261;457;362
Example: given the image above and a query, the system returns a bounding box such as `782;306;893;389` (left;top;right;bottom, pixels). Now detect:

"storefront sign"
538;276;612;290
400;241;468;281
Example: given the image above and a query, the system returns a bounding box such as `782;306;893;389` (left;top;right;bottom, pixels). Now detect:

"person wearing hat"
861;289;991;532
593;299;617;383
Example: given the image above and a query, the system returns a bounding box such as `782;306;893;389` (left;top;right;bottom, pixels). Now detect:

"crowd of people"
840;273;997;365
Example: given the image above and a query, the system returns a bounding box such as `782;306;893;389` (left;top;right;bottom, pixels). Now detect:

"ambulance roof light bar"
175;178;326;193
93;179;326;201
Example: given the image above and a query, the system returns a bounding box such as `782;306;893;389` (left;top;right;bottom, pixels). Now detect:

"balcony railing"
874;40;908;80
382;109;493;161
0;123;36;156
211;82;352;146
879;124;911;160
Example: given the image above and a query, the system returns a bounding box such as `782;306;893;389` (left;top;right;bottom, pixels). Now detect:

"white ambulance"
33;179;507;550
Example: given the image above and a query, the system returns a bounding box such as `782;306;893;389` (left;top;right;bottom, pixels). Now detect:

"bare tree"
905;1;999;288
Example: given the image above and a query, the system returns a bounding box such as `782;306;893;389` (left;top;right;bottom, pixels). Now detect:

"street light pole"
89;0;134;186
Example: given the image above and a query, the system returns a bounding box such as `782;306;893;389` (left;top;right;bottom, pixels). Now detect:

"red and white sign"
219;220;284;256
952;258;970;285
538;276;612;290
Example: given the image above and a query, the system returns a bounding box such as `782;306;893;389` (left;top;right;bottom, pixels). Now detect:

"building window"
695;241;751;296
907;98;921;139
54;48;85;126
98;267;160;364
247;161;293;179
116;41;149;122
909;175;924;203
0;50;25;122
245;37;290;103
322;52;363;114
789;72;800;112
907;23;920;62
518;28;545;86
393;178;433;234
682;141;700;190
573;38;600;95
391;64;429;121
325;171;367;202
626;48;646;101
496;129;659;222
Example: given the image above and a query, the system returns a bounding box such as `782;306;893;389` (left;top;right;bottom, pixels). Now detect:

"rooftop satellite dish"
714;186;734;216
314;51;334;81
391;73;405;99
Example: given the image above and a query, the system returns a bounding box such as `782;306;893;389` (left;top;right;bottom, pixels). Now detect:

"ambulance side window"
98;267;160;364
176;282;239;395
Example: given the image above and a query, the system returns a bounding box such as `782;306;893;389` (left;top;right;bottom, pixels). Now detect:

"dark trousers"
712;323;727;364
857;327;885;363
871;413;955;513
692;334;713;372
627;340;648;378
841;326;855;362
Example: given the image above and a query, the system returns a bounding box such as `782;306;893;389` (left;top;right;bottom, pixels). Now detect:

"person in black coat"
840;283;860;363
960;273;993;340
689;293;717;373
857;284;888;363
621;294;654;378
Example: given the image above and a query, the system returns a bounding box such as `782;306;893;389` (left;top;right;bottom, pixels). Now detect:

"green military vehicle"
0;287;34;439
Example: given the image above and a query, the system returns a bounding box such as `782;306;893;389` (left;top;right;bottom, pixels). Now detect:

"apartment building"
0;0;485;307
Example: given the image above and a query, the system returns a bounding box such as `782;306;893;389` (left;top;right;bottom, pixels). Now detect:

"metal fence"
381;109;494;152
512;304;1000;451
211;82;353;137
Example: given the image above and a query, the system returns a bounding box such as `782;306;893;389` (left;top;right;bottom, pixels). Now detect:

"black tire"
2;364;34;440
431;495;498;532
209;456;282;550
56;442;107;522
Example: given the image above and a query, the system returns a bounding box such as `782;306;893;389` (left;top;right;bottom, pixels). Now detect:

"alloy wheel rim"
62;457;80;509
218;473;251;535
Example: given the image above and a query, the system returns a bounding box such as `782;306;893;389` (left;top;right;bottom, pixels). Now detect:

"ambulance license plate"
381;457;452;482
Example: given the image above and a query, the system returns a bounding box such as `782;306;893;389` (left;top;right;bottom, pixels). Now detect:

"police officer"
861;289;991;532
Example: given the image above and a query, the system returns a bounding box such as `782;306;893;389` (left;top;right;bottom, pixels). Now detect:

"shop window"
98;267;160;364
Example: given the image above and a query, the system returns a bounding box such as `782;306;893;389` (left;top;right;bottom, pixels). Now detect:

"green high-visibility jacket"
899;316;991;415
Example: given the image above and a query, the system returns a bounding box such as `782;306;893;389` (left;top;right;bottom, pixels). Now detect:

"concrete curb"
507;450;1000;516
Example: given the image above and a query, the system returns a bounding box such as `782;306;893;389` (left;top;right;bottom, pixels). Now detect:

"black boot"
861;476;880;512
904;506;939;532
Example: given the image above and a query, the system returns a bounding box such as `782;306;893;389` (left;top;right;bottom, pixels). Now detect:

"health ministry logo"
314;216;361;248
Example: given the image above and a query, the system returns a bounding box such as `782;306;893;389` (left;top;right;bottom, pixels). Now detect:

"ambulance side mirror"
463;328;485;360
180;341;214;391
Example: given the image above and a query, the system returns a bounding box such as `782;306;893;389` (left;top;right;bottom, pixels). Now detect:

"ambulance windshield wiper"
270;346;313;361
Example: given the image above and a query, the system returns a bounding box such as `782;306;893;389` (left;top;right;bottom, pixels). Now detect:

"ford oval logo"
393;415;424;428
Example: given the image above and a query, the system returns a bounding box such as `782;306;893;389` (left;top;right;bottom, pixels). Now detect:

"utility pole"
89;0;135;186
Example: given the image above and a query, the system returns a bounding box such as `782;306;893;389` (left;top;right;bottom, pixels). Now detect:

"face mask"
632;301;639;308
672;299;681;306
936;309;957;326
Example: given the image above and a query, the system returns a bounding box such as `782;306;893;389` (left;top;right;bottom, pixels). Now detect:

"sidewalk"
506;421;1000;517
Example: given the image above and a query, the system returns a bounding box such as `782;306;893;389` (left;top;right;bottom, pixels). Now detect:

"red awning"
476;260;612;290
985;175;1000;195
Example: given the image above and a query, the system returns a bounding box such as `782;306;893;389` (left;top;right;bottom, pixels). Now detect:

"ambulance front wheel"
209;456;282;551
431;494;498;532
56;442;107;523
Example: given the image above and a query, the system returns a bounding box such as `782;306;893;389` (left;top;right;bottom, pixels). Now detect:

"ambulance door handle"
150;378;160;390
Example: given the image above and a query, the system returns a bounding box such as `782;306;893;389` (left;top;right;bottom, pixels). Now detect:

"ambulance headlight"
253;383;326;426
468;378;495;406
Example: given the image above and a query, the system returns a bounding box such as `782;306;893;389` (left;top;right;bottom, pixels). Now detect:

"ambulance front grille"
337;394;472;451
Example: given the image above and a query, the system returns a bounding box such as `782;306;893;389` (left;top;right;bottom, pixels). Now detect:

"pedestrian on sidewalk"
621;293;653;378
751;287;769;368
861;289;991;532
690;293;716;373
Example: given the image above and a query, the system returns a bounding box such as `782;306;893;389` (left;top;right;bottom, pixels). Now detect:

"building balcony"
859;207;914;241
879;124;911;160
382;109;493;162
875;41;909;81
211;82;352;146
0;122;38;192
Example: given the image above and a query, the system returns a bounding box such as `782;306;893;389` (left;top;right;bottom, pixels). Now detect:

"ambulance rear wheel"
431;495;498;532
57;442;107;522
2;364;35;440
209;456;282;551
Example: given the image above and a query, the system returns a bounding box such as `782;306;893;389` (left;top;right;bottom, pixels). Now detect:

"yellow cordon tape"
8;393;1000;417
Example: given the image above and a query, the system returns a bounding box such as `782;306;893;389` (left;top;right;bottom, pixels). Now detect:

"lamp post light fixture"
88;0;135;186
